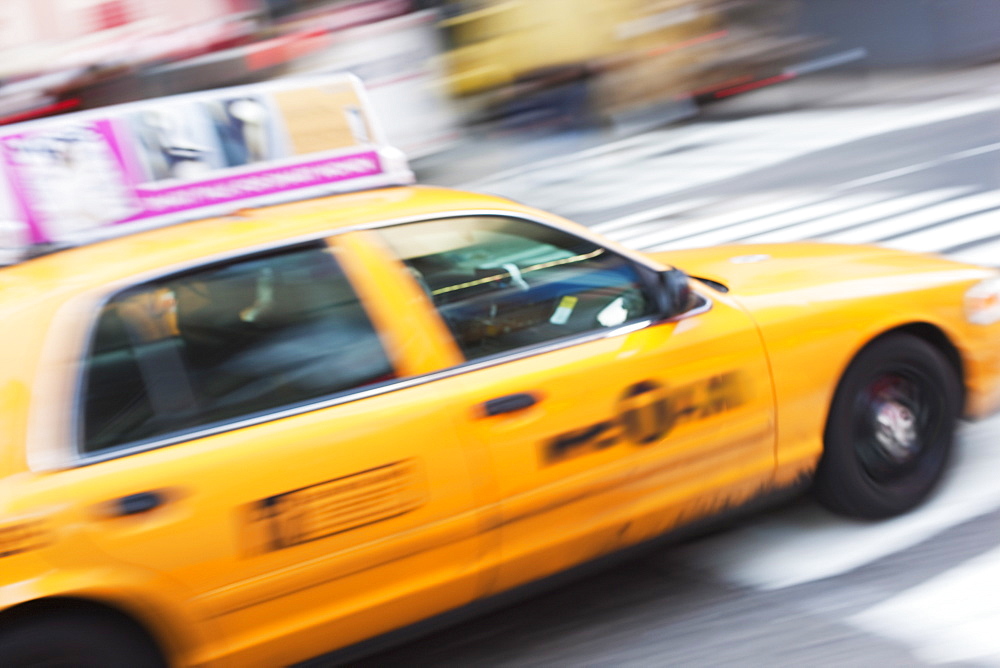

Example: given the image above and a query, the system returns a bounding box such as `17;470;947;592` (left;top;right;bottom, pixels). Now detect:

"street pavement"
352;67;1000;666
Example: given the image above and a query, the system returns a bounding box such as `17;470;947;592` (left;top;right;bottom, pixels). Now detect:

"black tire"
814;333;961;520
0;609;166;668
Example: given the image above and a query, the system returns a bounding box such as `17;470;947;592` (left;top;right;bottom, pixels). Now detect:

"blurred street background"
6;0;1000;665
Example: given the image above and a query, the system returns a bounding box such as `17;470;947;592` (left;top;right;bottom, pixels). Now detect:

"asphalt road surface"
346;76;1000;666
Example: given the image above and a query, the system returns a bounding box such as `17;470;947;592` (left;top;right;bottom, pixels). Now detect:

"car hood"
647;242;988;298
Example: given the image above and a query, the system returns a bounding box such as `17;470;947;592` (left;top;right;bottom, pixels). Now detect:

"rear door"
19;238;489;665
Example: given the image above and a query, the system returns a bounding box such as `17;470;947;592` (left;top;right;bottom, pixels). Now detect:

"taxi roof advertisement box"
0;74;414;264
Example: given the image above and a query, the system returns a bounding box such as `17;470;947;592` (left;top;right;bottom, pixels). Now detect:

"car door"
363;213;776;593
18;238;489;666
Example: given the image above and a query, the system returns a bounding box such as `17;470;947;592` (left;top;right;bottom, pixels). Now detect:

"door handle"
108;491;167;517
481;392;539;417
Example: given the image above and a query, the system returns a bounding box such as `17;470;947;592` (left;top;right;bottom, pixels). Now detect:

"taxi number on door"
544;371;747;465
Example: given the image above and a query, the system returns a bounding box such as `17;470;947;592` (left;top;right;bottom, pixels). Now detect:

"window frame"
368;213;672;364
58;209;710;469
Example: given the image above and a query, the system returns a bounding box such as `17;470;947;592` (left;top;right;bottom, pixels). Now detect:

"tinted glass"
375;216;655;360
81;244;395;454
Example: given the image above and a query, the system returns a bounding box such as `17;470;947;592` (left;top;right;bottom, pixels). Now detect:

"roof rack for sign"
0;74;414;265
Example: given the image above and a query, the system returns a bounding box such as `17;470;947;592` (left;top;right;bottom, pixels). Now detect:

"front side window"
374;216;657;361
80;243;395;455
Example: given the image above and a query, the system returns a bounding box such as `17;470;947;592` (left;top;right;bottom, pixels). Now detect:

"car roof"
0;185;529;305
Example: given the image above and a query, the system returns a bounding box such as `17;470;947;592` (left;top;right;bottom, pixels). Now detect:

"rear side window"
80;243;395;456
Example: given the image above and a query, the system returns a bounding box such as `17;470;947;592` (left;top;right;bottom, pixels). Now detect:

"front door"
365;214;775;594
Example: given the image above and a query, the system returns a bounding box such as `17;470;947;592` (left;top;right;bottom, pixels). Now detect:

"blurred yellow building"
439;0;814;122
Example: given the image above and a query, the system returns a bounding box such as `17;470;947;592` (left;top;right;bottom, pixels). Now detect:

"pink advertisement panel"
0;75;402;254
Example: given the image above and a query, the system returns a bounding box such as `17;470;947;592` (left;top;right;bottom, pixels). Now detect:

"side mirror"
658;268;693;317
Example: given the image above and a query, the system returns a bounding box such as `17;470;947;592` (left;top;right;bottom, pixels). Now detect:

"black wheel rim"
853;365;944;484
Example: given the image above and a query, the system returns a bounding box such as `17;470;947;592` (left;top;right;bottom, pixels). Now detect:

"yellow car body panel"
0;186;998;665
654;242;1000;474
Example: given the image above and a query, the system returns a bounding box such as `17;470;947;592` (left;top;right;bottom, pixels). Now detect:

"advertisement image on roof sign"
0;75;412;263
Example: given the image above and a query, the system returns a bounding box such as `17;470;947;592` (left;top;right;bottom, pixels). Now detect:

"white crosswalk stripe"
613;192;831;247
590;198;715;235
888;206;1000;254
650;193;892;250
587;186;1000;267
950;237;1000;266
741;189;971;244
823;190;1000;245
850;542;1000;665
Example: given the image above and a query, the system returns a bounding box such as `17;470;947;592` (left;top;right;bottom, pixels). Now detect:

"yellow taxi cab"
1;76;1000;666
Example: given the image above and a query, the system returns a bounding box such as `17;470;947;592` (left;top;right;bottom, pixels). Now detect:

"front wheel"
814;333;961;520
